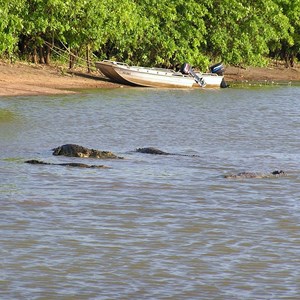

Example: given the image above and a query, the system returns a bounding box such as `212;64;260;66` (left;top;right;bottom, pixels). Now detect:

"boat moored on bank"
95;60;227;88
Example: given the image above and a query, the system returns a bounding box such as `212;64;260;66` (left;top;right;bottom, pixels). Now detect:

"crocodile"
25;159;109;168
52;144;123;159
224;170;285;179
135;147;200;157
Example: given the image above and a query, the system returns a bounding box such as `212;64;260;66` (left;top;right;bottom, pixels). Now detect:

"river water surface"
1;86;300;299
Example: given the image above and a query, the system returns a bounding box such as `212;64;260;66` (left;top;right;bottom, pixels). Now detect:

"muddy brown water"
1;86;300;299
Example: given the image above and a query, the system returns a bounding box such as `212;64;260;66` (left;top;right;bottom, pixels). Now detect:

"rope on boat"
44;40;98;71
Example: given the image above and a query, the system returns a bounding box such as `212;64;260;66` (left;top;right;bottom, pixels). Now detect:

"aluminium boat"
95;60;226;88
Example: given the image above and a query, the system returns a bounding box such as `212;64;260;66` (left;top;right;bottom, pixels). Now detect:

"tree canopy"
0;0;299;69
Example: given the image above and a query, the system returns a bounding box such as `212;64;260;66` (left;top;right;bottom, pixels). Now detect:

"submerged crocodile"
224;170;285;179
135;147;200;157
52;144;123;159
25;145;288;178
25;159;109;168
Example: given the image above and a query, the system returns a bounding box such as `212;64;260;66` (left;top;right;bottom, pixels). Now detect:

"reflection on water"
1;87;300;299
0;109;15;122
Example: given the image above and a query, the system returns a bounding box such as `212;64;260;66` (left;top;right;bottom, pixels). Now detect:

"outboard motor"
181;62;191;75
180;62;206;87
210;62;225;76
210;62;229;88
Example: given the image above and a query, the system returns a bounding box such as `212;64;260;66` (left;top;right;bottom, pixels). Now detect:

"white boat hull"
95;60;224;88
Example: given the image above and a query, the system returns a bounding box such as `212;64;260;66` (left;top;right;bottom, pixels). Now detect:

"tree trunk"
39;46;45;64
32;47;38;64
86;45;91;73
44;44;51;65
289;54;294;68
69;49;76;69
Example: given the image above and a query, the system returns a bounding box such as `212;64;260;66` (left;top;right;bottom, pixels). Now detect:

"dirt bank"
0;60;299;97
0;61;120;97
225;63;300;84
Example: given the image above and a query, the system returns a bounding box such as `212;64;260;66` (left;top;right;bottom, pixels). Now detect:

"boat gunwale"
98;60;221;77
96;60;224;88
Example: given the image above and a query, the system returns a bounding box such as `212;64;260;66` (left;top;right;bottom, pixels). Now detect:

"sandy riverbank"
225;63;300;84
1;60;299;97
0;61;120;97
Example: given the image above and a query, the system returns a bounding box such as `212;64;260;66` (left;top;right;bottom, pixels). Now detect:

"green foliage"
203;0;292;66
134;0;209;68
270;0;300;66
0;0;24;55
0;0;298;68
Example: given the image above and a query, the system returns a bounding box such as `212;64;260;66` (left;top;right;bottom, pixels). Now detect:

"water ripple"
1;87;300;299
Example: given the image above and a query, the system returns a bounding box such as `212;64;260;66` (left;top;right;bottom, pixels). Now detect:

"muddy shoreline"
1;61;299;97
